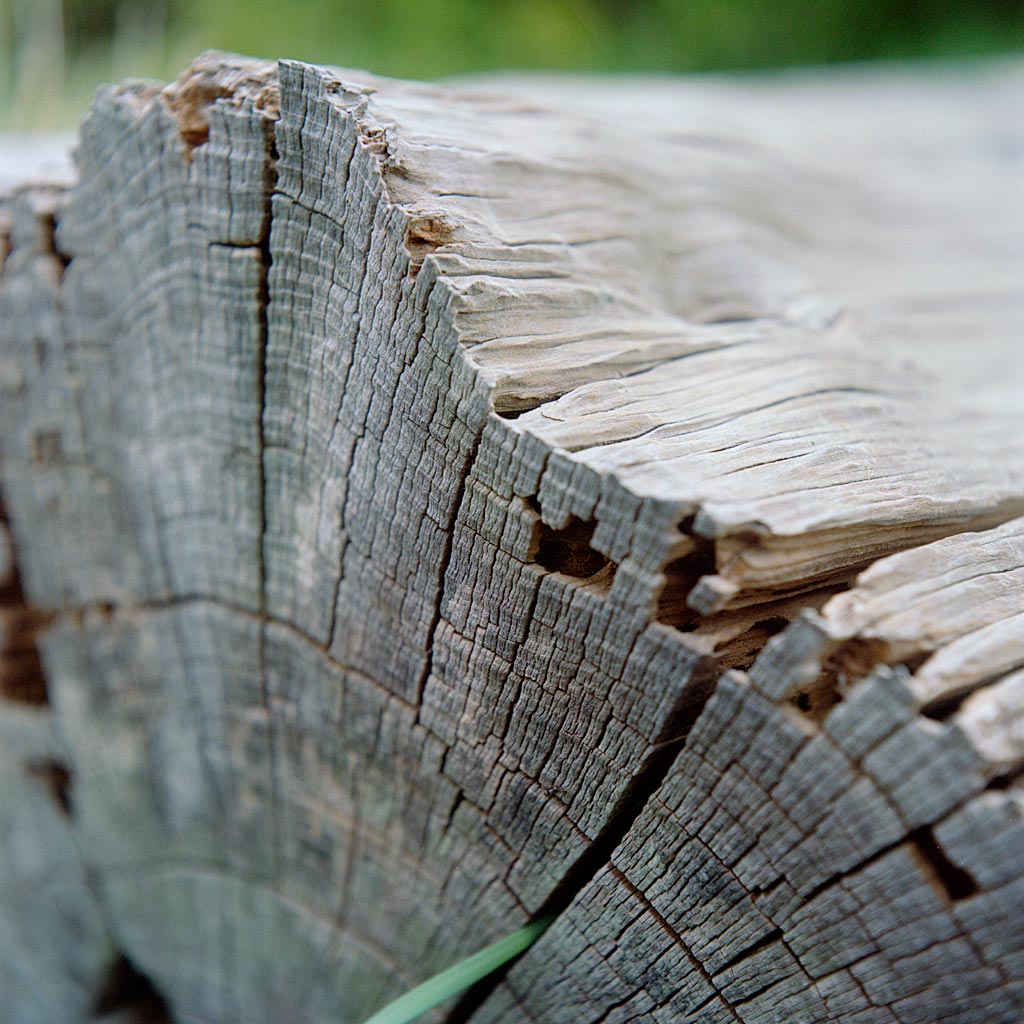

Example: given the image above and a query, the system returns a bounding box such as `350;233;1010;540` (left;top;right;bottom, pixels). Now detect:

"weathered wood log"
1;52;1022;1024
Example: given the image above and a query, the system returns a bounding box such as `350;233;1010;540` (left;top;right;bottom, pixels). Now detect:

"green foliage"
166;0;1024;78
3;0;1023;128
361;916;552;1024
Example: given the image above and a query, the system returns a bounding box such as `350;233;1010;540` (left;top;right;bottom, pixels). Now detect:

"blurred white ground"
0;134;74;191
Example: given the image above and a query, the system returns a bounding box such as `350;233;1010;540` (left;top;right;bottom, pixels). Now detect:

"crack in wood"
25;759;73;817
90;954;172;1023
0;504;53;706
448;657;720;1023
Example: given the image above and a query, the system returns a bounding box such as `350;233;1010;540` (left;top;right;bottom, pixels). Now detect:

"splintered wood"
0;52;1021;1024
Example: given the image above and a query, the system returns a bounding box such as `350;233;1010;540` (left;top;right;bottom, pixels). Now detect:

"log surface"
0;53;1022;1024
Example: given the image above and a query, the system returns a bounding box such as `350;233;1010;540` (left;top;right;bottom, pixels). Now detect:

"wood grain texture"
0;52;1021;1024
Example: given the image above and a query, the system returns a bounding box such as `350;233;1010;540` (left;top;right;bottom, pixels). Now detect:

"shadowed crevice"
910;826;979;903
91;954;173;1023
0;502;53;705
25;759;73;817
527;499;617;591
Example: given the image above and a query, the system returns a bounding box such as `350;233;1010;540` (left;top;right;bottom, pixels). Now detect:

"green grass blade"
361;916;552;1024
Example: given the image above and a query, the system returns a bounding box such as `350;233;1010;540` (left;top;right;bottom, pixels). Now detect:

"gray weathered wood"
0;52;1021;1024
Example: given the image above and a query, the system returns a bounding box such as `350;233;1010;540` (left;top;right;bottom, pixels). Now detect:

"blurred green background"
2;0;1023;128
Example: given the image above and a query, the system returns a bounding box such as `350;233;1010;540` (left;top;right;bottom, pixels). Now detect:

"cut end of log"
1;51;1022;1024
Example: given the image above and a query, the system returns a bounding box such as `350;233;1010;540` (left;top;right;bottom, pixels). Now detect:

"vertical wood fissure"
256;127;281;880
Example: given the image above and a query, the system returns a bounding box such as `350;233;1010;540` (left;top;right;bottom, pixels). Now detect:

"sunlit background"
2;0;1024;128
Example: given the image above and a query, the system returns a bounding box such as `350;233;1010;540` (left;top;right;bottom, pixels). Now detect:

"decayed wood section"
1;53;1022;1024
